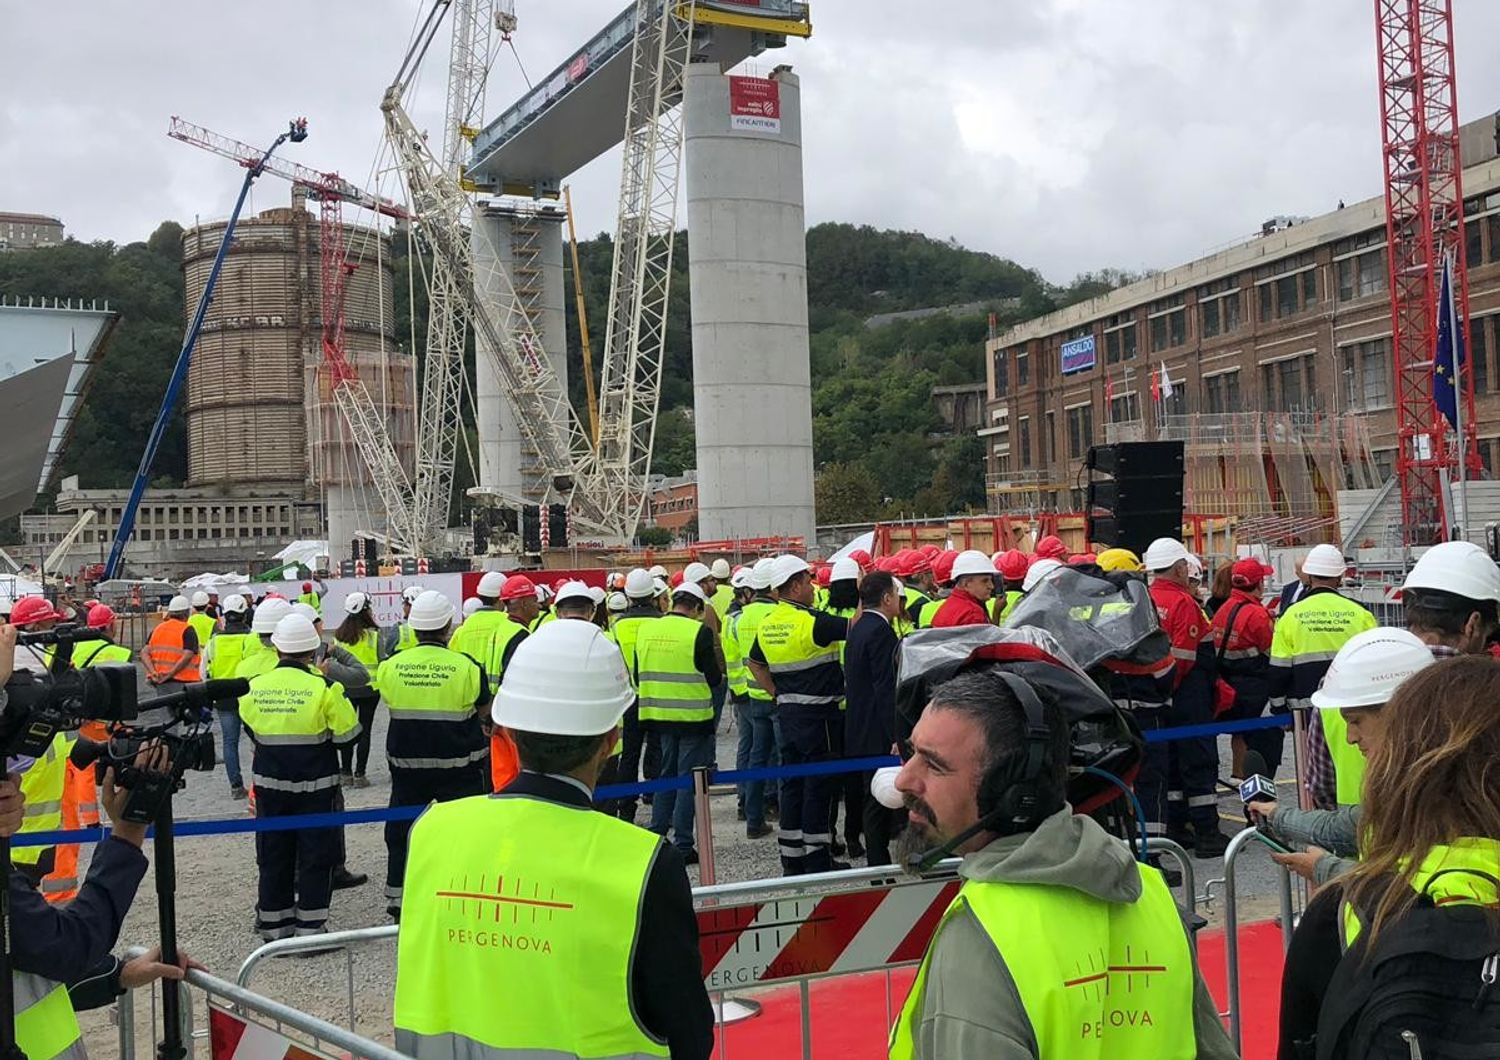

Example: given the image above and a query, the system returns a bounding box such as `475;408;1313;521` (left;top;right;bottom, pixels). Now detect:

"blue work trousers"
650;727;716;853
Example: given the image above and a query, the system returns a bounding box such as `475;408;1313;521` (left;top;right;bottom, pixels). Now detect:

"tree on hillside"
815;462;882;524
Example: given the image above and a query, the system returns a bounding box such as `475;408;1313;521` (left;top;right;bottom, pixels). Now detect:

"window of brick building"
1255;253;1318;322
1261;354;1318;412
1109;392;1141;423
1148;294;1186;352
1065;403;1094;460
1198;277;1242;339
1336;248;1386;301
1104;312;1138;363
992;348;1008;398
1474;316;1491;395
1017;350;1030;385
1203;370;1241;414
1341;339;1391;410
1019;418;1032;467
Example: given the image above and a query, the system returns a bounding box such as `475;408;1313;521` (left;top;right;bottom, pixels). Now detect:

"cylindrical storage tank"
183;208;311;488
685;65;814;542
472;204;568;504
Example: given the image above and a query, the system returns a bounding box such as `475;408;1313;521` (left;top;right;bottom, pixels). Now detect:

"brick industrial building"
981;111;1500;536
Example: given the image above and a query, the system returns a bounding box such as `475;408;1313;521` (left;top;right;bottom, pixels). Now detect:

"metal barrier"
1217;826;1299;1053
116;945;408;1059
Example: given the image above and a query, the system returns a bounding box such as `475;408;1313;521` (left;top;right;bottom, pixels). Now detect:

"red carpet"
713;919;1285;1059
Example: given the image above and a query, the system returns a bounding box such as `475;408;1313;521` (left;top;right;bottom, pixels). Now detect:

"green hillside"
0;220;1123;527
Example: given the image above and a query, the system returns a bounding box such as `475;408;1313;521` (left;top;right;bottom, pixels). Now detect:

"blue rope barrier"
12;716;1291;846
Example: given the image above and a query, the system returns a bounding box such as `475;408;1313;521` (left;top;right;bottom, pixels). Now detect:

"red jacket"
930;587;991;628
1211;587;1273;658
1149;577;1213;692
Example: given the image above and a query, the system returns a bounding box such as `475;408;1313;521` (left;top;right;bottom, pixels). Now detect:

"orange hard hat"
10;597;58;627
86;603;116;629
1035;535;1067;560
998;549;1030;581
500;574;537;601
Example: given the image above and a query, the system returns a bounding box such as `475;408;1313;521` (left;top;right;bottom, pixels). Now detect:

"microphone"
1238;773;1277;805
147;678;250;711
871;767;903;809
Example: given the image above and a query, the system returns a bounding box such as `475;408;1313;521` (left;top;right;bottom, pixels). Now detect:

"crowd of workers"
0;532;1496;1057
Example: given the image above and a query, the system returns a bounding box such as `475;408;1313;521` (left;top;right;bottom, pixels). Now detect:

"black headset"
978;670;1060;834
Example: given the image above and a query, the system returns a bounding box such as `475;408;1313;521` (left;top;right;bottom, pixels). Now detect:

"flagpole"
1450;250;1469;540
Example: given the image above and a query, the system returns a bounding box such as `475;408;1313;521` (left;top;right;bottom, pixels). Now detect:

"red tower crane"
1374;0;1480;546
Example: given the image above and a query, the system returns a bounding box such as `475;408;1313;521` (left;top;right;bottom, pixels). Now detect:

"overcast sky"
7;1;1500;284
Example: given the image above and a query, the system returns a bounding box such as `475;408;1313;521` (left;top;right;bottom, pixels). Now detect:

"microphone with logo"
1237;750;1291;853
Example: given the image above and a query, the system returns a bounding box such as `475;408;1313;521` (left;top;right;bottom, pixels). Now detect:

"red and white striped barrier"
209;1002;337;1059
697;877;960;990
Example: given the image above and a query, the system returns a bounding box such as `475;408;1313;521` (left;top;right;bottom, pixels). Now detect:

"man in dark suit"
1275;558;1307;616
842;570;905;865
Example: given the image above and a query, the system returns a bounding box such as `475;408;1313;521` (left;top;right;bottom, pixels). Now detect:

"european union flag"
1434;254;1464;430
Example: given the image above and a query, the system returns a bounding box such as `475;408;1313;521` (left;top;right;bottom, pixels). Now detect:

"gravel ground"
81;708;1301;1055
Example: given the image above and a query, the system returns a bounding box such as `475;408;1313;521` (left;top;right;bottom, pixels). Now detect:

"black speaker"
547;505;569;548
1086;441;1185;553
521;505;542;553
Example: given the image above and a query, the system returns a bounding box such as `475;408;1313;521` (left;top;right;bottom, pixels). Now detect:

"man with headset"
888;670;1235;1059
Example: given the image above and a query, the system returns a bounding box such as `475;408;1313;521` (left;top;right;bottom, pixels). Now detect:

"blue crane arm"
103;120;307;580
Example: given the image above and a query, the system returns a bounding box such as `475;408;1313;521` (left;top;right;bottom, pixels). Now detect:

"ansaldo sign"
1061;335;1097;375
729;75;781;133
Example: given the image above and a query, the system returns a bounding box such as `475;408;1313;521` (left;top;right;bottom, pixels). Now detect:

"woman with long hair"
333;592;384;787
1278;655;1500;1058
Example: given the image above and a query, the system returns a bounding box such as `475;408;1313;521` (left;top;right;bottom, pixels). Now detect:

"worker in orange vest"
143;595;202;688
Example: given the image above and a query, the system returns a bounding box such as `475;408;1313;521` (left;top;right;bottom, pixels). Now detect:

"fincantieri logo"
438;874;574;955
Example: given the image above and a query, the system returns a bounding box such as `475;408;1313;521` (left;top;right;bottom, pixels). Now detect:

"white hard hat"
951;549;999;579
831;557;860;582
167;595;191;614
710;558;732;580
652;576;669;597
407;590;454;631
270;614;322;654
1142;538;1190;572
682;561;712;584
730;568;753;589
648;565;669;579
461;597;483;618
1310;626;1435;711
771;554;810;587
342;591;369;616
606;591;629;613
624;568;655;599
492;621;634;736
191;590;210;608
588;585;606;605
1186;554;1204;580
221;594;249;615
1022;557;1064;592
535;584;553;602
1402;540;1500;603
673;580;707;603
477;570;506;599
251;598;293;634
291;601;320;624
1302;543;1348;579
402;584;426;604
554;580;594;606
749;557;778;590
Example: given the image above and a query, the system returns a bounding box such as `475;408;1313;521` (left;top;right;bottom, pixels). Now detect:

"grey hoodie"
898;809;1239;1059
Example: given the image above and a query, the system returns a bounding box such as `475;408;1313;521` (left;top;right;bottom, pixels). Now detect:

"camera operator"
0;634;197;1058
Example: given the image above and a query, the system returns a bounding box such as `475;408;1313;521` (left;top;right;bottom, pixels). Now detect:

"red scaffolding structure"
1374;0;1479;546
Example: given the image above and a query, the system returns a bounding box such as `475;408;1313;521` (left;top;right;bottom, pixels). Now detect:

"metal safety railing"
115;946;407;1060
1211;827;1300;1054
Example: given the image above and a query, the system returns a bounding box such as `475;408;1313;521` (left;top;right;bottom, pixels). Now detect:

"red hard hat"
849;549;873;568
934;549;959;585
86;603;116;630
1035;535;1067;560
500;574;536;601
901;551;932;577
302;582;313;592
998;549;1030;581
918;544;941;559
10;597;58;627
669;570;685;588
1068;553;1098;566
816;566;832;587
876;555;900;573
1231;557;1276;589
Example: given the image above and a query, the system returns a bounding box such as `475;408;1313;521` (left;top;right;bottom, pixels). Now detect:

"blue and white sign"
1061;335;1096;375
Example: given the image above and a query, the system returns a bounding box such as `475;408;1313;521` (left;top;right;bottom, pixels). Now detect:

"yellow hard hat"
1096;547;1144;573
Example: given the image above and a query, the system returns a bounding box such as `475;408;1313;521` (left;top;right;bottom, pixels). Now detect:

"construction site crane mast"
1374;0;1479;547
